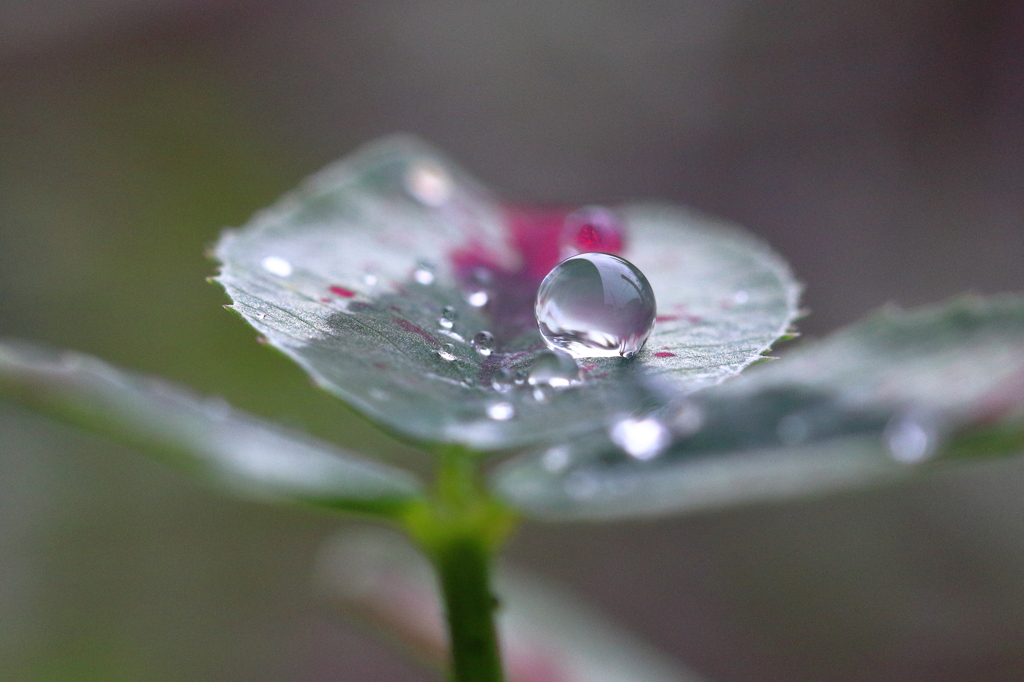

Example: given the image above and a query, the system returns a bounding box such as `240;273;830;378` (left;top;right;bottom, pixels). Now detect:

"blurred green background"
1;2;1023;680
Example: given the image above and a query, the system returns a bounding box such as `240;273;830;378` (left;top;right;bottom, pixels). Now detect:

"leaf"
215;136;800;451
316;527;707;682
491;294;1024;520
0;340;424;517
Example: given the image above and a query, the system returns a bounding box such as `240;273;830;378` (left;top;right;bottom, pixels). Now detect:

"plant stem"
406;447;513;682
435;534;504;682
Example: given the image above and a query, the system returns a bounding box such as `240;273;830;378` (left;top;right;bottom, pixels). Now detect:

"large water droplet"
535;253;656;358
472;331;495;356
559;206;624;257
527;350;580;388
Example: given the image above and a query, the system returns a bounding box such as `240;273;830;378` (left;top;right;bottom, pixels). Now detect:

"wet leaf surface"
215;136;800;450
0;340;424;516
493;295;1024;520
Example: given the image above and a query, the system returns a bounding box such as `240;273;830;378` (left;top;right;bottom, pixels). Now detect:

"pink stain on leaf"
393;318;440;346
654;352;676;358
447;205;627;344
329;285;356;298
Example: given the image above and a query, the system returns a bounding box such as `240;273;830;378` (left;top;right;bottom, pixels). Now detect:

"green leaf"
492;294;1024;520
0;340;424;517
215;136;800;451
317;528;706;682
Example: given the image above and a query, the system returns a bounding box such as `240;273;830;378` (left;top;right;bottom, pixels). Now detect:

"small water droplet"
405;159;452;206
532;385;554;402
491;367;514;392
734;290;750;305
261;256;293;277
472;331;495;356
610;416;670;461
363;273;378;286
487;402;515;421
462;376;476;387
535;253;656;358
527;350;580;388
885;410;939;464
413;260;436;285
467;290;489;307
439;306;458;330
559;206;624;257
435;343;457;362
542;446;571;472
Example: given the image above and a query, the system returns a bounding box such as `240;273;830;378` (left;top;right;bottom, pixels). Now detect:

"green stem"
405;447;514;682
435;534;504;682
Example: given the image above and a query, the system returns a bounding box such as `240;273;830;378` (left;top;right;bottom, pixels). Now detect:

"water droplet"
491;367;514;392
472;331;495;356
559;206;624;257
363;273;378;286
487;402;515;421
610;416;670;461
413;260;436;285
405;159;452;206
527;350;579;388
734;290;750;305
462;376;476;387
467;290;489;307
885;410;939;464
261;256;293;277
439;306;458;329
436;343;457;362
541;446;571;472
535;253;656;358
532;385;554;402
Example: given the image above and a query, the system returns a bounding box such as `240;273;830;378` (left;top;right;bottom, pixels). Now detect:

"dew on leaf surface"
412;260;436;285
439;306;458;330
526;350;580;388
472;331;495;357
535;253;656;359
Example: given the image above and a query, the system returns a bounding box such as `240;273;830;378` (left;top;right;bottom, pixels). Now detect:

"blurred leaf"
215;136;799;451
492;294;1024;520
0;340;424;517
316;527;705;682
